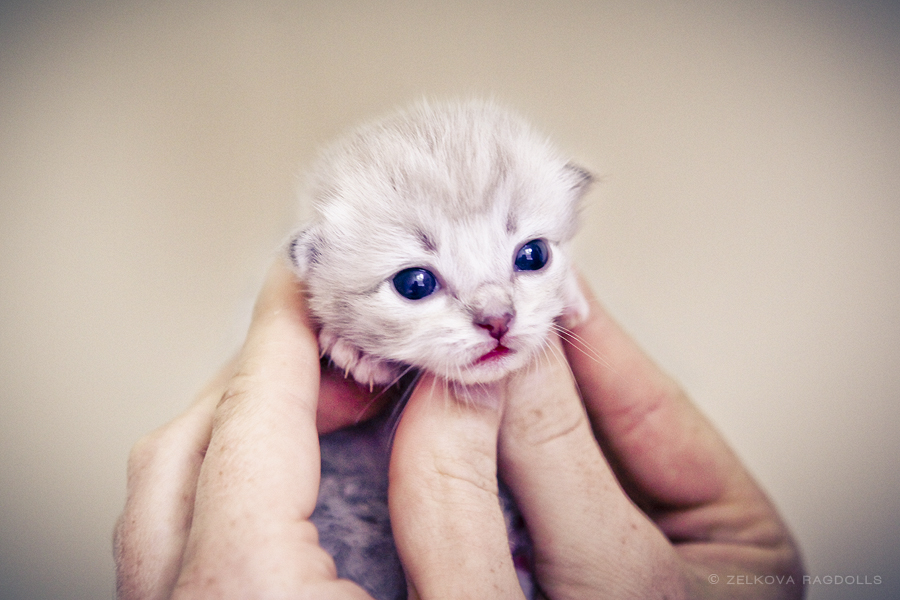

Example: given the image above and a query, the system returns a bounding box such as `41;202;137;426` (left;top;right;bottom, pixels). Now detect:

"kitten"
289;100;591;389
289;100;592;600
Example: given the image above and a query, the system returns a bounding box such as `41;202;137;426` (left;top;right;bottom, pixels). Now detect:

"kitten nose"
476;313;513;340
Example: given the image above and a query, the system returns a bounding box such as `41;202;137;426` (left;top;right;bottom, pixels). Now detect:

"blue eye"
514;239;549;271
392;268;438;300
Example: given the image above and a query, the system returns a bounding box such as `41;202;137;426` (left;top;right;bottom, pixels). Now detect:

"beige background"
1;1;898;599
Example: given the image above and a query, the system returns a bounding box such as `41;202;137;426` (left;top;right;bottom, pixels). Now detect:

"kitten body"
290;100;590;387
290;100;592;600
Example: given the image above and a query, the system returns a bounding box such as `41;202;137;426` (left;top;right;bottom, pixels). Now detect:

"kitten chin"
289;99;593;388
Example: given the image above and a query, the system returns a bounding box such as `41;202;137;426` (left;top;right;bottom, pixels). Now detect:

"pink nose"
476;313;512;340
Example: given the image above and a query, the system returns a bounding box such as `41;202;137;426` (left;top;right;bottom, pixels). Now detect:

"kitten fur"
290;100;591;387
293;100;591;600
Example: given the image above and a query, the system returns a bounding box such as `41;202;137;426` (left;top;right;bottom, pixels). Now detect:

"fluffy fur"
294;100;592;600
290;100;591;387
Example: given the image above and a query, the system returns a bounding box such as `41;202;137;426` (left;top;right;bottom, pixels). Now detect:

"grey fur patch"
312;415;403;600
505;210;518;234
289;229;322;271
415;228;437;253
312;407;536;600
288;233;303;266
564;161;594;194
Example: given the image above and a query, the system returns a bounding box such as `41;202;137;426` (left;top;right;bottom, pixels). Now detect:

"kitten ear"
287;227;319;280
564;162;594;199
557;162;594;240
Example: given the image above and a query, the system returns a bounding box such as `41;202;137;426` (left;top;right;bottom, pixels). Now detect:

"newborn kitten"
290;100;591;389
289;100;592;600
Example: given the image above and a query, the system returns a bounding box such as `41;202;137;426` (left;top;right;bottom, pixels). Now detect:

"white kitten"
289;100;591;388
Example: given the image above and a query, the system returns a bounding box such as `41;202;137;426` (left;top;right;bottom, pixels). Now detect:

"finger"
564;277;803;582
317;362;398;434
174;259;369;598
563;274;744;508
389;375;524;600
499;336;685;599
115;360;231;600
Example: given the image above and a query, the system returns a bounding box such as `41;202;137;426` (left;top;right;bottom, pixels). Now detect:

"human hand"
387;276;805;599
116;258;803;599
114;259;397;599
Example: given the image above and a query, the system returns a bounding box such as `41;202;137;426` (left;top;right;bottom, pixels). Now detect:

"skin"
115;260;804;599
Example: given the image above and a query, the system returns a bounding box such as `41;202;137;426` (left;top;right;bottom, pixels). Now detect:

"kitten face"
291;100;590;386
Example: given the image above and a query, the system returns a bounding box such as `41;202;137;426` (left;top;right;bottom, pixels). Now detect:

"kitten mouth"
476;344;513;363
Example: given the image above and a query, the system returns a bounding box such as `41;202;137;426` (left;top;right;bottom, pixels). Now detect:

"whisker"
550;332;576;380
351;362;417;424
441;376;453;415
544;333;579;384
550;323;616;373
431;370;441;403
541;337;557;367
385;368;422;443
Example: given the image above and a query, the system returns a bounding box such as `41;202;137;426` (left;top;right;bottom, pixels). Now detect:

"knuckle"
510;401;589;449
428;444;499;498
613;383;683;441
214;368;259;420
126;428;168;477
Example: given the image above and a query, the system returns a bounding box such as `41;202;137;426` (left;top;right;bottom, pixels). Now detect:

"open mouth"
476;344;512;363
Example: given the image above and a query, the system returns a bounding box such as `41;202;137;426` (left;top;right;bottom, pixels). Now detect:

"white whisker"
350;362;419;424
551;323;616;373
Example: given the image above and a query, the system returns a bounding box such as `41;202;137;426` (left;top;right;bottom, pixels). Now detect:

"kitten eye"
514;239;549;271
392;268;438;300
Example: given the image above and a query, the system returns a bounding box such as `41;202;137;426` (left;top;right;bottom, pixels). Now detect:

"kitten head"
290;100;591;386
